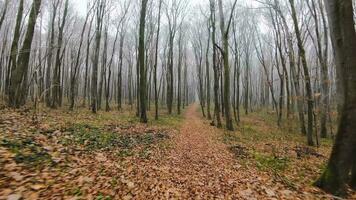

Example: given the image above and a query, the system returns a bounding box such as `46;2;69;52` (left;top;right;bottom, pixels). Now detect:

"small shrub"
255;153;289;172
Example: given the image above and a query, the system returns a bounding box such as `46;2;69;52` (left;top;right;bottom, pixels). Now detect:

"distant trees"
52;0;69;108
69;2;95;111
164;0;186;115
0;0;199;120
0;0;351;151
0;0;9;32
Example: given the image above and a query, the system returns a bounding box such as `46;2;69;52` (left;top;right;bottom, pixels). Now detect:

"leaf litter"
0;105;353;199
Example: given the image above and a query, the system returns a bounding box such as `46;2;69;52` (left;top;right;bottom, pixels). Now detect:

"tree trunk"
205;24;212;120
91;0;105;113
117;28;125;110
289;0;314;146
315;0;356;196
52;0;69;109
217;0;237;131
83;14;94;107
9;0;42;108
210;0;222;128
154;0;163;119
6;0;24;96
139;0;148;123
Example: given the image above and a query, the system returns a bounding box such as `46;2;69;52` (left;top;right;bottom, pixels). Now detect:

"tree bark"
9;0;42;107
91;0;105;113
139;0;148;123
210;0;222;128
217;0;237;131
315;0;356;196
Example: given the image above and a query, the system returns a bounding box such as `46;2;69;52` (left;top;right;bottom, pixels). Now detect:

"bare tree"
209;0;222;128
91;0;106;113
9;0;42;107
69;2;95;111
154;0;163;119
52;0;69;108
217;0;238;131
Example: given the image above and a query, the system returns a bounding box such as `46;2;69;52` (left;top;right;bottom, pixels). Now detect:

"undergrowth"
60;123;170;152
0;138;53;168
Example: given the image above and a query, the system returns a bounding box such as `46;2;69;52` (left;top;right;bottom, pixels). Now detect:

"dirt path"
161;104;245;198
125;104;300;199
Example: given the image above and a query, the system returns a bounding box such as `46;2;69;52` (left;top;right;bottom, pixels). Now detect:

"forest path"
144;104;266;199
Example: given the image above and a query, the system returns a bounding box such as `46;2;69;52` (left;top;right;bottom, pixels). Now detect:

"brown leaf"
30;184;46;191
9;172;24;182
7;194;22;200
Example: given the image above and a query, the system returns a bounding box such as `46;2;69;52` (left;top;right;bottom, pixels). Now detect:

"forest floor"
0;104;354;199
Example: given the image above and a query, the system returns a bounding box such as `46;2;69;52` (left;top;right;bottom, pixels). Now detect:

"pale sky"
72;0;260;17
72;0;88;16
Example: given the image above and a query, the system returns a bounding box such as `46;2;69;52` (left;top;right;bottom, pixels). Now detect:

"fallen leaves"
0;105;350;199
6;193;22;200
9;172;24;182
30;184;46;191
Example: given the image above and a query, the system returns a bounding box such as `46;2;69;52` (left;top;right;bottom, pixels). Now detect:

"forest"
0;0;356;199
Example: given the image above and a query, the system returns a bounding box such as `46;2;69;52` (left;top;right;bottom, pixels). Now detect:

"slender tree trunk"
217;0;237;131
70;5;93;111
289;0;314;146
98;24;108;110
210;0;222;127
154;0;162;119
138;0;148;123
83;14;94;107
106;22;121;112
205;25;212;119
52;0;69;109
274;6;307;135
177;31;183;115
167;34;174;114
91;0;105;113
117;29;125;110
0;0;9;32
